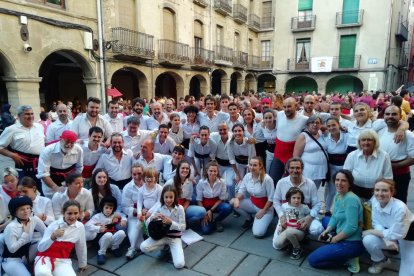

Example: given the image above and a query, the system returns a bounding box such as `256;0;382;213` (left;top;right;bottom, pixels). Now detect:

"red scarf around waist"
274;138;296;163
202;197;219;209
391;160;410;176
81;164;95;178
36;241;75;271
250;196;268;209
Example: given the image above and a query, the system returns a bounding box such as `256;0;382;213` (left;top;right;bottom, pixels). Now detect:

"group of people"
0;88;413;275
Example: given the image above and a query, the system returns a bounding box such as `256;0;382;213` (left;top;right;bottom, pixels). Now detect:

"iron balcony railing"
214;45;233;63
111;27;155;59
214;0;232;15
396;21;409;41
261;16;274;29
158;39;190;64
193;0;208;8
191;47;214;67
287;58;310;71
233;4;247;24
248;55;273;70
332;55;361;70
291;15;316;32
248;14;261;32
336;10;364;27
233;51;248;68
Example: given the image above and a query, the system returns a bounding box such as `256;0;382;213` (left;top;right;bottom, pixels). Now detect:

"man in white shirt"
37;130;84;198
145;102;169;131
70;97;113;140
135;139;166;173
226;102;243;131
198;95;229;132
153;124;176;155
123;97;149;130
46;103;72;144
121;116;153;154
103;100;123;133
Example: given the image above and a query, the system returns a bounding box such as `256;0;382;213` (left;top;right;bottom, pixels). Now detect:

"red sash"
391;160;410;176
202;197;219;209
286;219;301;229
178;198;187;206
7;147;39;171
36;241;75;271
274;138;296;163
250;196;268;209
81;164;95;178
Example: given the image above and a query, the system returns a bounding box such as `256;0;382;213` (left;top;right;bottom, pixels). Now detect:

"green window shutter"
339;35;356;68
298;0;313;11
342;0;360;24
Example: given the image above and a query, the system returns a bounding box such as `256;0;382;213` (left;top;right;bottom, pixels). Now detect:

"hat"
261;98;272;105
8;196;32;217
99;196;117;214
60;130;78;143
147;219;170;240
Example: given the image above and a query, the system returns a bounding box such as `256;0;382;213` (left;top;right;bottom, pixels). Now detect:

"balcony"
190;47;214;70
233;51;248;69
158;39;190;66
110;27;155;62
214;45;233;66
247;55;273;71
332;55;361;71
396;22;408;42
287;59;310;72
291;15;316;32
214;0;232;16
248;14;261;32
261;16;274;30
233;4;247;24
336;10;364;28
193;0;208;8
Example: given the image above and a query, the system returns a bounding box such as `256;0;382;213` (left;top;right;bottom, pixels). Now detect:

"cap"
99;196;118;214
261;98;272;105
8;196;32;217
60;130;78;143
147;219;170;240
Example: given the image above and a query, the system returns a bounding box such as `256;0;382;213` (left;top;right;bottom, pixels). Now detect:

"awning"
107;87;123;98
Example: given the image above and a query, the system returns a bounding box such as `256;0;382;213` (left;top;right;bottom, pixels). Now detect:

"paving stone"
89;270;118;276
71;259;98;276
200;216;247;247
230;254;270;276
88;251;129;273
193;246;247;275
184;241;216;268
301;256;351;276
260;260;335;276
357;262;398;276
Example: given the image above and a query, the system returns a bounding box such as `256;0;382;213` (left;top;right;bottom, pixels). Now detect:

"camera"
23;43;32;52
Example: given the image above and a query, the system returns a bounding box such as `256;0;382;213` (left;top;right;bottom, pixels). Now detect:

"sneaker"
232;211;241;218
290;247;302;260
97;254;106;265
110;247;122;257
216;221;224;232
368;258;391;274
347;257;360;273
241;219;253;230
125;248;138;260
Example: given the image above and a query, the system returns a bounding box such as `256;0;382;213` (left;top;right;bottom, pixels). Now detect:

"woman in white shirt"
255;109;277;173
362;179;414;275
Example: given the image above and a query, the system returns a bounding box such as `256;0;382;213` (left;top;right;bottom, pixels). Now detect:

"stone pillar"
3;76;42;119
237;78;245;94
221;77;230;95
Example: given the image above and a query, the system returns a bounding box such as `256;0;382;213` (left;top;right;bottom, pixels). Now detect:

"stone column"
221;77;230;95
237;78;245;94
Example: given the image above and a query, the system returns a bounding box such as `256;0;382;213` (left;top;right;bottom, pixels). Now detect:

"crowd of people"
0;89;413;275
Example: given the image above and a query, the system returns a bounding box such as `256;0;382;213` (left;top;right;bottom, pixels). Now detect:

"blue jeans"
186;205;206;222
201;202;232;235
308;240;366;269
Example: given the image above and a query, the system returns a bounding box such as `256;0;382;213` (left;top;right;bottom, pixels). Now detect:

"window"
31;0;65;8
234;32;240;52
261;40;270;61
248;38;253;56
298;0;313;22
194;20;203;53
261;2;273;28
342;0;360;24
296;38;311;63
339;35;357;68
163;8;175;41
216;25;223;46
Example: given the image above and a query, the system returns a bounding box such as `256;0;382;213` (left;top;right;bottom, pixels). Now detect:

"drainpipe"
97;0;107;113
210;0;213;94
384;0;394;91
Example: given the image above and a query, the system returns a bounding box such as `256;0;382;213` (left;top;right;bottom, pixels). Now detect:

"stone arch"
257;73;276;93
189;74;208;99
285;76;317;94
230;71;243;94
111;67;148;100
244;73;256;91
326;75;364;94
0;50;16;106
155;71;184;101
211;69;228;95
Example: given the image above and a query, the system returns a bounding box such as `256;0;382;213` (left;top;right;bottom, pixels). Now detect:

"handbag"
362;201;373;230
303;131;330;185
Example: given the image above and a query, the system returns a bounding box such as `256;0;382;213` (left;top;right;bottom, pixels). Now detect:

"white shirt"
85;212;123;234
135;153;166;172
276;111;308;142
227;138;256;165
121;180;143;218
45;119;72;144
103;113;124;133
372;197;414;240
196;178;227;201
165;178;193;200
80;140;107;166
255;126;277;145
70;113;113;140
182;121;200;139
0;121;45;154
321;132;349;155
169;127;184;144
238;173;274;200
145;113;170;130
4;217;45;254
94;149;134;181
37;218;87;267
154;135;176;155
121;129;153;153
273;176;321;218
93;184;124;215
147;204;186;232
188;139;217;159
198;111;229;132
343;149;393;189
51;188;94;219
137;184;163;215
123;114;149;130
226;115;244;130
378;129;414;161
210;132;232;161
33;195;55;226
162;156;195;182
347;119;385;147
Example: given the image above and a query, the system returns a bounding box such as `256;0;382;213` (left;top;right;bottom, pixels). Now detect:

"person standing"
46;104;72;144
103;100;124;133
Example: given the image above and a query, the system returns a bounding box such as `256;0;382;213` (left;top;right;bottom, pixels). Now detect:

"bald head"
141;138;154;157
303;95;316;114
56;103;68;122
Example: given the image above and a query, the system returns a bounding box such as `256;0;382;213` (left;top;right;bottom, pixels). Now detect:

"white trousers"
34;256;76;276
2;258;30;276
86;230;126;255
235;199;273;237
219;165;235;199
127;217;144;250
265;150;273;174
140;237;185;268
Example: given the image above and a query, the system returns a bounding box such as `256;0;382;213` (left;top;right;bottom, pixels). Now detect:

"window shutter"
298;0;313;11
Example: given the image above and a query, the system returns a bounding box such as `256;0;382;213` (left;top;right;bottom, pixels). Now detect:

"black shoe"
232;211;241;218
216;221;224;232
110;247;122;257
290;247;302;260
241;219;253;230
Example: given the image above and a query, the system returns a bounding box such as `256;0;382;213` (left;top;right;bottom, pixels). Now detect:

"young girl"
140;185;186;269
2;196;46;276
273;187;310;260
168;113;184;145
85;196;126;265
35;200;87;276
17;176;55;226
0;167;19;232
